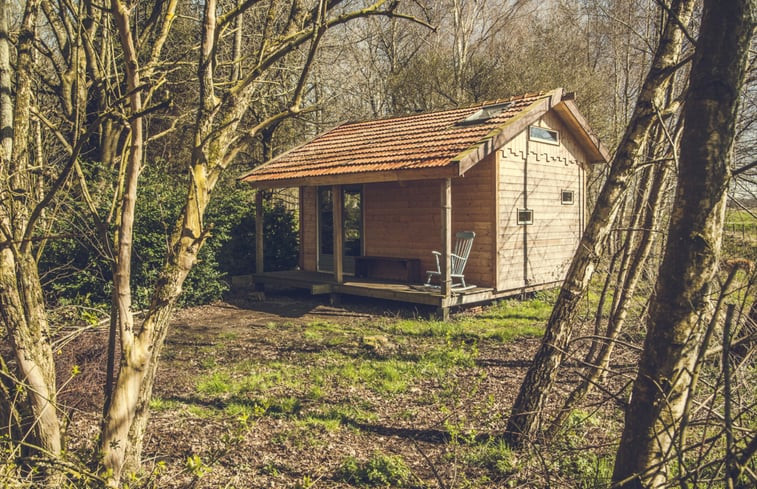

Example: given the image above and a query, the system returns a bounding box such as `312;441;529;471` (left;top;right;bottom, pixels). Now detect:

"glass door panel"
317;186;362;274
317;187;334;272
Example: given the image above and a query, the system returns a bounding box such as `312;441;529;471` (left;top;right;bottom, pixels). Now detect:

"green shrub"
466;439;516;478
216;196;299;275
38;163;298;308
337;452;415;487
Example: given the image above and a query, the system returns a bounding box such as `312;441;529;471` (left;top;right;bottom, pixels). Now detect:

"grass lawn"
62;289;623;488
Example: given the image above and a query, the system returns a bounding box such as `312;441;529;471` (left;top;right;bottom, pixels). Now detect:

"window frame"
517;208;534;225
528;125;560;145
561;189;575;205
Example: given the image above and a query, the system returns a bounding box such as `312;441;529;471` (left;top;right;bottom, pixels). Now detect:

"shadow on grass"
475;358;532;368
160;394;501;446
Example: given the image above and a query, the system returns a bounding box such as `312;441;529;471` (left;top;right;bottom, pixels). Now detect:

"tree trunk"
505;0;696;446
99;0;146;483
549;160;671;437
0;0;63;484
0;0;11;162
0;252;62;471
612;0;754;486
120;0;221;464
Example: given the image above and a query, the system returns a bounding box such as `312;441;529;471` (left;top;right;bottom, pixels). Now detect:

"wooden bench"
354;256;422;283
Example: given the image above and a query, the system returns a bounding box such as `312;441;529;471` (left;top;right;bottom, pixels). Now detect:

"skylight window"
458;102;513;125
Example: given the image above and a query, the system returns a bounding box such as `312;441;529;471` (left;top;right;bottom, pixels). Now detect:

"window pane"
517;209;533;225
529;126;559;144
343;186;362;257
318;187;333;255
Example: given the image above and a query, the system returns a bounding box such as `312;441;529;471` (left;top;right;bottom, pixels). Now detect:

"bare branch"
733;159;757;176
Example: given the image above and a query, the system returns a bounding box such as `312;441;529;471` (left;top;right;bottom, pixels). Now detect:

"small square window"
517;209;533;225
561;190;575;205
529;126;559;145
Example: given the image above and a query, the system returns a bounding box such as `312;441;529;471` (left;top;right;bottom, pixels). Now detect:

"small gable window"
517;209;533;225
529;126;559;145
561;190;575;205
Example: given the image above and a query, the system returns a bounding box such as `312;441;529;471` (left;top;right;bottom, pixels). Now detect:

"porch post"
255;190;264;274
332;185;344;285
441;178;452;299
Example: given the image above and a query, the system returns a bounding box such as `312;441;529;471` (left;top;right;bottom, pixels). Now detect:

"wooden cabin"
241;88;609;317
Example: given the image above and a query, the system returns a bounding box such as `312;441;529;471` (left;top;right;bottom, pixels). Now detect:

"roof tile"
242;91;551;184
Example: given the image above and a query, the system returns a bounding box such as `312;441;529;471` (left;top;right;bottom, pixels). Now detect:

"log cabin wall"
362;179;440;280
300;186;318;271
497;111;589;291
451;154;496;287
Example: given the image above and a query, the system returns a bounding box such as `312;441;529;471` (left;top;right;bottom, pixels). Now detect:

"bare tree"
0;1;64;484
612;0;755;486
97;1;429;485
505;0;696;446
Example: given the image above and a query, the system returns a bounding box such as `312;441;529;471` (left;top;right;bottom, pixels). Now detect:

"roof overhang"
552;97;611;164
243;165;460;189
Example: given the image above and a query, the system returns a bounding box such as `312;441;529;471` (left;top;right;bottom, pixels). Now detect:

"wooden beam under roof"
245;165;460;189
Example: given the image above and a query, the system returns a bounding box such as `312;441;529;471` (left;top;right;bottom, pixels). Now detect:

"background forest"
38;0;664;309
20;0;757;309
0;0;755;487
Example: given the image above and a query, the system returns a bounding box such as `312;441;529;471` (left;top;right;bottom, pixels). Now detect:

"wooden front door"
318;185;362;274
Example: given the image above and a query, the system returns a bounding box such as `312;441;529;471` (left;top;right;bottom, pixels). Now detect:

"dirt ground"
60;289;620;488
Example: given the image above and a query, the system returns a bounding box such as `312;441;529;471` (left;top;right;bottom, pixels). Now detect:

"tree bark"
505;0;696;446
548;160;672;437
0;0;11;162
99;0;148;484
612;0;754;486
0;1;63;484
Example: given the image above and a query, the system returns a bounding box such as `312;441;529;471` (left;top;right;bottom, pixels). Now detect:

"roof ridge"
338;90;554;128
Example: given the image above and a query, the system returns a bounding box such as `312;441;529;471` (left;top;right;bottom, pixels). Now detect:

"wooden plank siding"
496;111;589;291
297;157;496;287
451;154;496;287
297;111;588;293
362;156;496;287
363;180;440;279
300;186;318;271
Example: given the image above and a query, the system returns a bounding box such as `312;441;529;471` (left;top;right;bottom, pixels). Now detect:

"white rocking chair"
425;231;476;290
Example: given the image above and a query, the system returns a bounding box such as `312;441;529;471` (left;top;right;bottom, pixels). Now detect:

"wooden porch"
252;270;494;308
251;270;560;313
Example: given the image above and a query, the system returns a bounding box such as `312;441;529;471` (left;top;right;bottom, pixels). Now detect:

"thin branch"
733;159;757;176
21;106;117;250
653;0;698;45
128;97;172;121
217;0;267;28
231;0;432;97
219;104;319;169
727;195;757;219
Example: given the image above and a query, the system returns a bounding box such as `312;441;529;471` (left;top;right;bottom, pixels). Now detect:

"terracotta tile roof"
241;90;554;185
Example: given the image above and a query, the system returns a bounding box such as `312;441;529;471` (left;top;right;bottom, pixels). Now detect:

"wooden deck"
251;270;561;311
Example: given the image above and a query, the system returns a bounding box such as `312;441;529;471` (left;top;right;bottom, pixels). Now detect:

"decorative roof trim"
453;91;561;175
